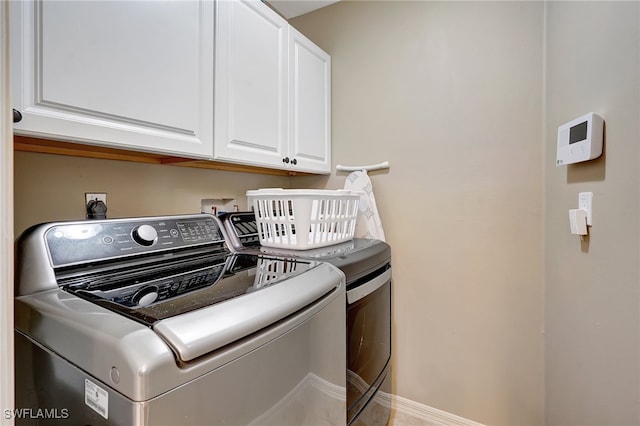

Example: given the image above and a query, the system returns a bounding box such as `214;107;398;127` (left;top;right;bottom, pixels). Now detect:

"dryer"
220;211;392;426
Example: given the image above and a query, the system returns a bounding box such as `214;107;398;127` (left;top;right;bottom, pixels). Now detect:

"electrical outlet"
85;193;108;219
85;193;107;205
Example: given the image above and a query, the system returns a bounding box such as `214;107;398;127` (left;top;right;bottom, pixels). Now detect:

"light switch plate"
578;192;593;226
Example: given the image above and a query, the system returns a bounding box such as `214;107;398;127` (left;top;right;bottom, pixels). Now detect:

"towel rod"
336;161;390;173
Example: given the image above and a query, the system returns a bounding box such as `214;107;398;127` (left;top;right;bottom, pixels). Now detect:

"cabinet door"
214;0;288;167
288;28;331;174
11;0;214;158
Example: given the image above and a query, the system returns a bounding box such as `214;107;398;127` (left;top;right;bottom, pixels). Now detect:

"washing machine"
14;214;346;425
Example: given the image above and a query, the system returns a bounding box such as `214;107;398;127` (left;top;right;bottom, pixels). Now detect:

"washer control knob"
132;286;159;307
132;224;158;246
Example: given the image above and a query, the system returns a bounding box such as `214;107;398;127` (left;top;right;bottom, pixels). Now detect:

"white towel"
344;171;386;241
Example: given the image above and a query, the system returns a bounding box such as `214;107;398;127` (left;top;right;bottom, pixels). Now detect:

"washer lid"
64;253;319;325
153;261;339;362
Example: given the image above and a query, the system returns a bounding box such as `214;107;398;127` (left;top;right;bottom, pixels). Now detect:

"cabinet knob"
13;109;22;123
283;157;290;164
291;158;297;165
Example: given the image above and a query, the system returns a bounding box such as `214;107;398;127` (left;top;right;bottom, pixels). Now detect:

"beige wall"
13;152;292;236
292;2;545;424
544;2;640;425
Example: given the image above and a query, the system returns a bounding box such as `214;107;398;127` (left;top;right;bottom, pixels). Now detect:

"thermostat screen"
569;121;588;144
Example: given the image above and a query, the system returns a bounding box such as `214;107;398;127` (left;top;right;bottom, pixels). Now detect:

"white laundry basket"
247;188;360;250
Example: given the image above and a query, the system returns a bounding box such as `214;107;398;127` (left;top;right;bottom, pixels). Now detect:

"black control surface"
46;217;224;267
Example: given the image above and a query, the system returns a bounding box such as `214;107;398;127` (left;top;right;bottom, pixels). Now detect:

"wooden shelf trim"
13;136;308;176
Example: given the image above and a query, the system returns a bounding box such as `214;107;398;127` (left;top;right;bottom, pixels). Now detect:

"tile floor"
388;409;442;426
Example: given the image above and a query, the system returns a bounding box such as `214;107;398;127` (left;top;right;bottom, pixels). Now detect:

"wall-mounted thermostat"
556;112;604;166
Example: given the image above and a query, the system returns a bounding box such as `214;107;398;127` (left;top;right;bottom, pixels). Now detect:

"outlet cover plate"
86;193;107;204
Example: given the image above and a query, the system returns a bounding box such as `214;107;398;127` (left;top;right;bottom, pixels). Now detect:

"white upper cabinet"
215;0;331;174
11;0;214;159
288;27;331;174
214;0;289;168
10;0;331;173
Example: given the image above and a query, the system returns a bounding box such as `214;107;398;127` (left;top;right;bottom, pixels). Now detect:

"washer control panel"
45;215;225;267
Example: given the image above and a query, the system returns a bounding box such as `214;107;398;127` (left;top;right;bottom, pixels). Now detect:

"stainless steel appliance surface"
14;214;346;425
219;211;392;426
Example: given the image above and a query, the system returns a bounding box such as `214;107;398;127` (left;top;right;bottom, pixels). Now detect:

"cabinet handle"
291;158;297;165
283;157;290;164
13;109;22;123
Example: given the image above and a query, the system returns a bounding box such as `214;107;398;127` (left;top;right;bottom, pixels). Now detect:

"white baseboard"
386;393;485;426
